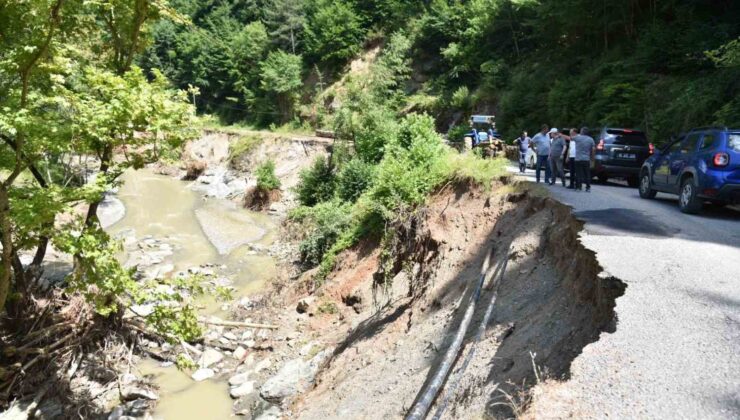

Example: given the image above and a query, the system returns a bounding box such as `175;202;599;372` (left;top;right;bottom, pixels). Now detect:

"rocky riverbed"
94;132;333;420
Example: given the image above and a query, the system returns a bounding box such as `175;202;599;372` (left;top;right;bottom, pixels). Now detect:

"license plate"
616;153;636;159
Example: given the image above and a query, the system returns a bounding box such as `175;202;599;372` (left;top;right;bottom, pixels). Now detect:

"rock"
296;296;316;314
233;346;247;360
230;381;255;398
299;342;318;357
241;330;253;340
198;348;224;368
244;353;256;367
238;297;253;309
121;387;158;401
129;304;154;317
243;339;256;348
254;405;282;420
223;332;238;341
191;368;215;382
119;373;138;386
214;277;233;287
205;330;220;341
108;406;125;420
254;358;272;373
259;349;332;403
228;372;250;386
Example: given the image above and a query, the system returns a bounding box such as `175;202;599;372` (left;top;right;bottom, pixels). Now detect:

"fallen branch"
198;318;277;330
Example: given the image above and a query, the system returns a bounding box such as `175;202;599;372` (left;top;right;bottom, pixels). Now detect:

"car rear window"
604;129;648;146
729;134;740;152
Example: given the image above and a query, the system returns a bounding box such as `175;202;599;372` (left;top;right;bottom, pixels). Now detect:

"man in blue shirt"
530;124;551;183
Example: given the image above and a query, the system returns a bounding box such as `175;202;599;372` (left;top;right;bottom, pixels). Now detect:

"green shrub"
255;160;281;190
296;156;336;206
337;158;376;202
447;125;470;143
290;200;353;267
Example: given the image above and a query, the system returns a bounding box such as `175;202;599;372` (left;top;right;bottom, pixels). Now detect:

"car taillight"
648;143;654;155
713;152;729;167
597;139;605;150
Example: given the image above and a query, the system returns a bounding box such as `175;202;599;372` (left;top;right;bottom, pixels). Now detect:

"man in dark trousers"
573;127;595;192
513;131;530;173
530;125;551;183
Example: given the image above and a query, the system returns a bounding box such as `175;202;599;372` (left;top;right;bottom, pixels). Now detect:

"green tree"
303;0;365;68
263;0;307;53
260;50;303;120
0;0;196;314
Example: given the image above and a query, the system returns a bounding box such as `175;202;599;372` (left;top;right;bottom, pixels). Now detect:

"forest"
142;0;740;142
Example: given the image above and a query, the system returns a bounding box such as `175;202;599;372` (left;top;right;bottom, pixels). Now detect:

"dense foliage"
0;1;198;336
145;0;739;143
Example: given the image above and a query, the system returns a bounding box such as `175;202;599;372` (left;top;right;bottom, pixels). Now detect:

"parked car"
638;126;740;213
593;127;653;187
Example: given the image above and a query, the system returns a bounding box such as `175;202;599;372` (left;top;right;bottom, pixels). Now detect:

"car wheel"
679;177;702;214
597;174;608;184
638;172;656;199
627;176;639;188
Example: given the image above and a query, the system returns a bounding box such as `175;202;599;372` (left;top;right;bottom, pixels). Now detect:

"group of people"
514;125;595;192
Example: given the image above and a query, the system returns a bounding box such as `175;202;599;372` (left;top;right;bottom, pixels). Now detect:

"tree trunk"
0;186;14;313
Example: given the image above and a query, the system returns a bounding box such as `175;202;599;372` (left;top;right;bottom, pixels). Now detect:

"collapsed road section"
279;182;625;419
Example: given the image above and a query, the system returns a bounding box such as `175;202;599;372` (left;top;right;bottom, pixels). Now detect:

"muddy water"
108;169;278;418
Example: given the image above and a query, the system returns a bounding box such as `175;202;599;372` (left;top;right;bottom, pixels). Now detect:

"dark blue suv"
639;127;740;213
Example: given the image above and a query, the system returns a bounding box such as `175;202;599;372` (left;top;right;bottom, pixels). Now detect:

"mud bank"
259;182;626;419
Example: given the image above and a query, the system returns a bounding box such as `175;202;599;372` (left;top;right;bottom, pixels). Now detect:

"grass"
441;152;510;191
228;134;262;161
198;115;314;137
317;301;339;315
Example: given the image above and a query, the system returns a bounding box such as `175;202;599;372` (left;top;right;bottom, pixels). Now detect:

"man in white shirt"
567;128;577;188
530;124;551;183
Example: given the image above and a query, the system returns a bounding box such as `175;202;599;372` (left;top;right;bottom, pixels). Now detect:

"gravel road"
512;167;740;419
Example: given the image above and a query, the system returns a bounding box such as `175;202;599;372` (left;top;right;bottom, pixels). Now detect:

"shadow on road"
575;208;681;238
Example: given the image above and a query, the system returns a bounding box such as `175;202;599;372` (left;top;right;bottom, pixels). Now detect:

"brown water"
108;169;278;418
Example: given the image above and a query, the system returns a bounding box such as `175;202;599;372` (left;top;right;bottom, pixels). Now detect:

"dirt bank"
253;181;626;419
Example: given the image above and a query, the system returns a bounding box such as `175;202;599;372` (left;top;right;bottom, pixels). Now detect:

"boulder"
121;387;158;401
233;346;247;360
229;381;255;399
191;368;215;382
259;349;332;403
228;372;250;386
198;348;223;368
296;296;317;314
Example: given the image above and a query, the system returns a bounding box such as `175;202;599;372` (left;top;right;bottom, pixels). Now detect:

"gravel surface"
512;167;740;418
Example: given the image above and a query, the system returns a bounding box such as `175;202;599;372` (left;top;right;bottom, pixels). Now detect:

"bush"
296;156;336;206
255;160;281;190
290;200;353;267
337;158;375;202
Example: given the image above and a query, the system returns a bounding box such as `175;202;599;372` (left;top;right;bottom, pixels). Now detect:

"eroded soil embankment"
285;182;625;419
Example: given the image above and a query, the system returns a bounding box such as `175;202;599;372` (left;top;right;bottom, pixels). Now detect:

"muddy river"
107;169;279;418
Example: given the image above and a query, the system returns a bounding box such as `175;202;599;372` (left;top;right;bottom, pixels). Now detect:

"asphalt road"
511;166;740;419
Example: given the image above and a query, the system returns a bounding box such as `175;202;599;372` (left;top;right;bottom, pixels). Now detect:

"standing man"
531;125;551;183
573;127;596;192
513;131;531;173
548;128;567;186
567;128;578;188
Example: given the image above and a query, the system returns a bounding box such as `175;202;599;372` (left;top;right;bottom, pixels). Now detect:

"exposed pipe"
431;254;510;420
405;248;508;420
